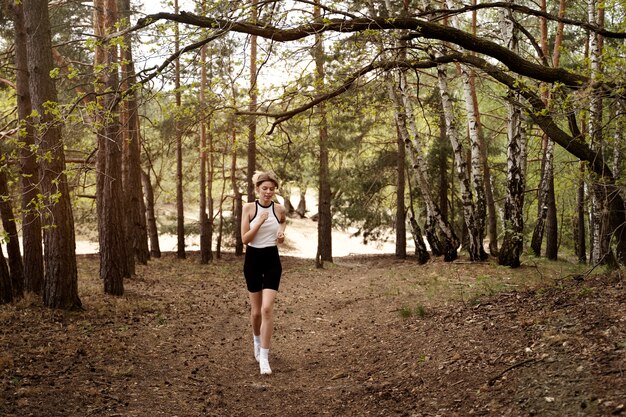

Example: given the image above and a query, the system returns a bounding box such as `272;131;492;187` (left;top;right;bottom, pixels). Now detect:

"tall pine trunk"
247;0;258;202
94;0;127;295
141;170;161;258
174;0;186;259
11;1;44;295
24;0;81;309
0;165;24;299
199;42;212;264
120;0;149;265
232;127;244;256
314;0;333;266
395;122;407;259
0;246;11;305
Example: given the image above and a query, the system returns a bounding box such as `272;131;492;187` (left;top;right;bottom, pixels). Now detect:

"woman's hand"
277;231;285;244
259;212;269;223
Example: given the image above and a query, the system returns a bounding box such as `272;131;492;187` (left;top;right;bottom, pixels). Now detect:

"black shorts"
243;245;282;292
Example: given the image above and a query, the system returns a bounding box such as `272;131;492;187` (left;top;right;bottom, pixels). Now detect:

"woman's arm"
276;204;287;244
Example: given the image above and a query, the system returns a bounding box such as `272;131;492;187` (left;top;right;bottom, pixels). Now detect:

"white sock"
259;347;271;375
253;335;261;362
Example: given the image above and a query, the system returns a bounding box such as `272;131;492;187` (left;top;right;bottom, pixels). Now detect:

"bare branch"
114;13;588;88
428;2;626;39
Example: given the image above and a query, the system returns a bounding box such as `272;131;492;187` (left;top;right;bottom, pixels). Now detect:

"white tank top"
248;201;280;248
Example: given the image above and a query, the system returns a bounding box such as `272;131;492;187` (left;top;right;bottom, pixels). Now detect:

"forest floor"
1;220;626;416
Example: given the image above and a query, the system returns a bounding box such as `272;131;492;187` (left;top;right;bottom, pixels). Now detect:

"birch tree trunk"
445;0;488;260
389;72;459;261
386;77;430;263
497;6;527;268
435;62;485;261
587;0;614;266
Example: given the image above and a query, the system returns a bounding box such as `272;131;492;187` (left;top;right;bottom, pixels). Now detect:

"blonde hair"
252;171;279;188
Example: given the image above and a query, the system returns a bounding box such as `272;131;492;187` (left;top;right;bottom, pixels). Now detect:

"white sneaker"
259;358;272;375
259;347;271;375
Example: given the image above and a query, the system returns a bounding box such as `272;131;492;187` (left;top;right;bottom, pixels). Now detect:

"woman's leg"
248;291;262;360
260;288;277;348
259;289;277;375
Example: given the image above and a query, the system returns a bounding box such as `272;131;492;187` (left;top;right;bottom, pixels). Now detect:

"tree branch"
430;2;626;39
116;13;587;88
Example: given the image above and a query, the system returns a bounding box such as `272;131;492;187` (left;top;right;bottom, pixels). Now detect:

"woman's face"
257;181;277;202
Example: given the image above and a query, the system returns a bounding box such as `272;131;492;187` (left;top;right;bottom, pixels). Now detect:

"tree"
120;0;150;266
530;0;563;261
198;41;212;264
247;0;258;202
0;161;24;299
174;0;186;260
0;245;11;305
8;0;44;295
94;0;128;295
141;169;161;258
82;2;626;266
497;6;526;268
23;0;81;309
314;0;333;266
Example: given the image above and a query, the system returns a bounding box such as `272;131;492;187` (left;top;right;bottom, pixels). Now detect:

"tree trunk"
395;123;407;259
437;110;449;224
445;0;487;262
531;0;559;260
217;161;227;259
11;0;44;295
141;169;161;258
247;0;258;202
296;188;307;218
120;0;149;266
435;62;484;261
0;165;25;299
231;128;244;256
24;0;81;309
468;0;498;256
587;0;613;266
497;7;526;268
409;216;430;265
198;41;210;264
576;163;587;263
0;246;11;305
174;0;186;259
388;72;459;261
94;0;127;295
314;0;333;267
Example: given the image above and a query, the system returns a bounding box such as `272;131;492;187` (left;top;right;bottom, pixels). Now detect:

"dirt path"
1;253;625;416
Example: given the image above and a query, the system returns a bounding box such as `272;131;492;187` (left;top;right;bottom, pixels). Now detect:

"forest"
1;1;626;416
1;0;625;308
